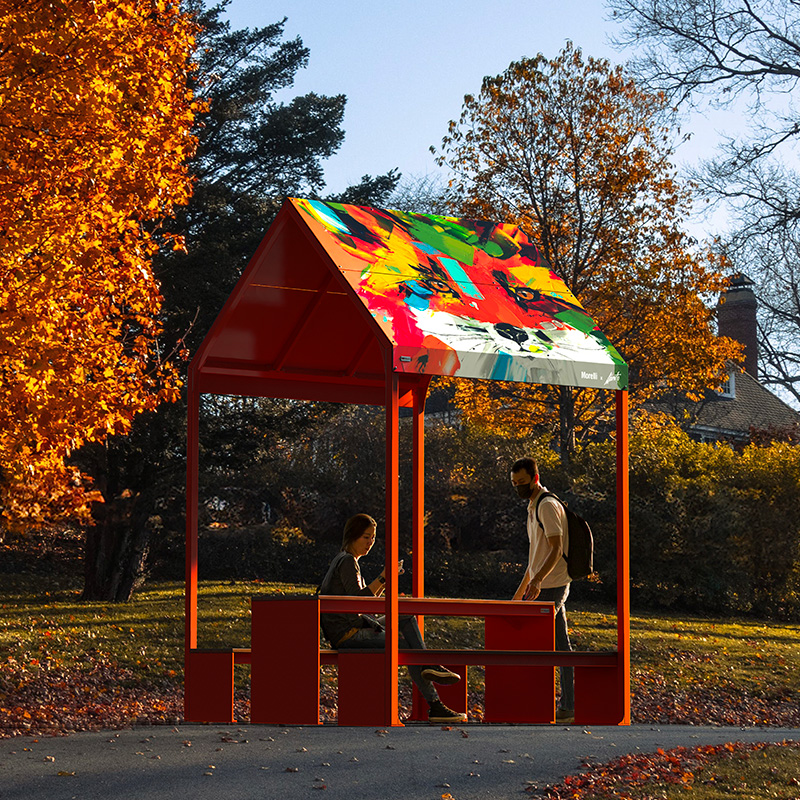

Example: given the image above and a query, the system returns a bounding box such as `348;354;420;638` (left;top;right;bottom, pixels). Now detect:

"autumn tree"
76;2;399;601
0;1;200;527
609;0;800;403
433;43;740;458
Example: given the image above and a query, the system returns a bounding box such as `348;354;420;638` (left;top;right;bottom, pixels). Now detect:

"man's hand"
512;578;529;601
523;580;541;601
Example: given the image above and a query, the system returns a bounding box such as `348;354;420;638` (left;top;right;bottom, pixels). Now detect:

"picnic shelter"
184;198;631;726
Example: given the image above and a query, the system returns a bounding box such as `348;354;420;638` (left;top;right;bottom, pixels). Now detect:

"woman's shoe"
421;666;460;685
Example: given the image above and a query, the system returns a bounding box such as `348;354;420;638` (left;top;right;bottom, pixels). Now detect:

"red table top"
316;595;554;617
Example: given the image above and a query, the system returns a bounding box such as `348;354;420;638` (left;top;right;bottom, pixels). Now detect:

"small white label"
399;356;412;362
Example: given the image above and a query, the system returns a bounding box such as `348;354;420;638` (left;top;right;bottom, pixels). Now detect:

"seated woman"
319;513;467;724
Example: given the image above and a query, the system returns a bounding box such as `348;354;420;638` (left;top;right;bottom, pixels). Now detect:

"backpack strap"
534;491;560;527
534;491;567;565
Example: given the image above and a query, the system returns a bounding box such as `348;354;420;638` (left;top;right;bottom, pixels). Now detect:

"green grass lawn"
2;574;799;796
1;575;798;705
543;741;800;800
681;744;800;800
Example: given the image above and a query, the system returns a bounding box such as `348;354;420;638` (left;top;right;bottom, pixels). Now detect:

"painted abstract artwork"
292;198;627;390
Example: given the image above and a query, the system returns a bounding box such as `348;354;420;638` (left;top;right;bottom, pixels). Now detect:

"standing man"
510;457;574;724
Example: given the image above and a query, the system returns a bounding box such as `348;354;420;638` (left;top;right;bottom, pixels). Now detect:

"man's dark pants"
537;584;574;712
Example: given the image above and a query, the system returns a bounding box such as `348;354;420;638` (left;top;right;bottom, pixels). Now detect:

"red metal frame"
271;273;334;371
183;199;632;727
412;383;427;603
384;366;401;725
409;381;428;721
185;376;199;653
616;389;631;724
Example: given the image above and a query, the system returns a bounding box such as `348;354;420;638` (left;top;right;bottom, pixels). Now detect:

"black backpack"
534;492;594;580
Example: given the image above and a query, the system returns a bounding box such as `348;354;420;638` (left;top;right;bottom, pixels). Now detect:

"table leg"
484;613;555;723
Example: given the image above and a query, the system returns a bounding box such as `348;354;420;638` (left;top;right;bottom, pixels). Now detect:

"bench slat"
398;649;618;667
228;648;618;668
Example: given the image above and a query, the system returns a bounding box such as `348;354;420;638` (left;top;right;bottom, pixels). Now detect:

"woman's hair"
341;513;377;552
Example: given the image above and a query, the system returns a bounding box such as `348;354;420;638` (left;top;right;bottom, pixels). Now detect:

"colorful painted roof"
293;199;627;391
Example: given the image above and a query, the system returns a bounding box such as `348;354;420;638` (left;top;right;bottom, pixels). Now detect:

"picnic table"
186;594;619;726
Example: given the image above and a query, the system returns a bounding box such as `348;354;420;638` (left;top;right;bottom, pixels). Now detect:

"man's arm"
523;535;563;600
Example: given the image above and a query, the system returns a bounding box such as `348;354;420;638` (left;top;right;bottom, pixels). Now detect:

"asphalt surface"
2;724;800;800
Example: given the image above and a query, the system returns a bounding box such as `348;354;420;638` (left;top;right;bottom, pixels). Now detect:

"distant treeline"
146;405;800;621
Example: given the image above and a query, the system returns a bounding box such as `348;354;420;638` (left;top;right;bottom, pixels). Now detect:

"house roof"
191;198;627;405
692;368;800;440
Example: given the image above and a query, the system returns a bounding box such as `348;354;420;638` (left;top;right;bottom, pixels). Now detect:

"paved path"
2;724;799;800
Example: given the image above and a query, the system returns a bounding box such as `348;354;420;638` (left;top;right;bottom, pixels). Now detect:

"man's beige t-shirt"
525;486;570;589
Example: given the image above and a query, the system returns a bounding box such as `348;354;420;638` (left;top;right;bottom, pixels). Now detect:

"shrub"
153;404;800;621
580;414;800;618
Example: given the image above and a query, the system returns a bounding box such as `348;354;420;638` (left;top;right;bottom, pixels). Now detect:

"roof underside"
192;199;628;405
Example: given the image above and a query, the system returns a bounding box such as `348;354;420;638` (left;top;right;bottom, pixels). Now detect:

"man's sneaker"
555;708;574;724
421;666;461;686
428;700;467;724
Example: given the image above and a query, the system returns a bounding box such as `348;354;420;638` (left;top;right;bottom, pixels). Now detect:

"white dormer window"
719;370;736;399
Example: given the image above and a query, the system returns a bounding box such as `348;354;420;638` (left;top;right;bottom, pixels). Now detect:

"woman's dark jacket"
318;551;375;646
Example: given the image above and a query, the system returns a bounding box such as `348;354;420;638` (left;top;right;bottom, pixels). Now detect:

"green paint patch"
555;307;597;334
407;219;475;266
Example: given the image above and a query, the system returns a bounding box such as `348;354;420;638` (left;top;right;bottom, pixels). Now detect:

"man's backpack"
534;492;594;580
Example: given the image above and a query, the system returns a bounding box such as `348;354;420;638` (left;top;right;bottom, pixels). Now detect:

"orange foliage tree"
433;43;741;458
0;0;201;524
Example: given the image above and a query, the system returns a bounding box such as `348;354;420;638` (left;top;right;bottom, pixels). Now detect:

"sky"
221;1;635;191
221;0;739;231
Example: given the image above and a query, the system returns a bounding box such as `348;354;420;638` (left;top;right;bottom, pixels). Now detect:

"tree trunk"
557;386;576;466
81;491;153;602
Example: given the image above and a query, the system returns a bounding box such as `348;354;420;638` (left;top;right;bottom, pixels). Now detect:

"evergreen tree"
79;1;398;600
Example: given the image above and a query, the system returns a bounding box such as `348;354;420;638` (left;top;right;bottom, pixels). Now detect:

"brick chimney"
717;273;758;377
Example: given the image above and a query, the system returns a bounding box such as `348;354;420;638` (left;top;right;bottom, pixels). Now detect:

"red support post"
183;377;201;722
412;385;425;605
409;383;427;721
185;378;200;653
616;389;631;725
384;369;401;726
